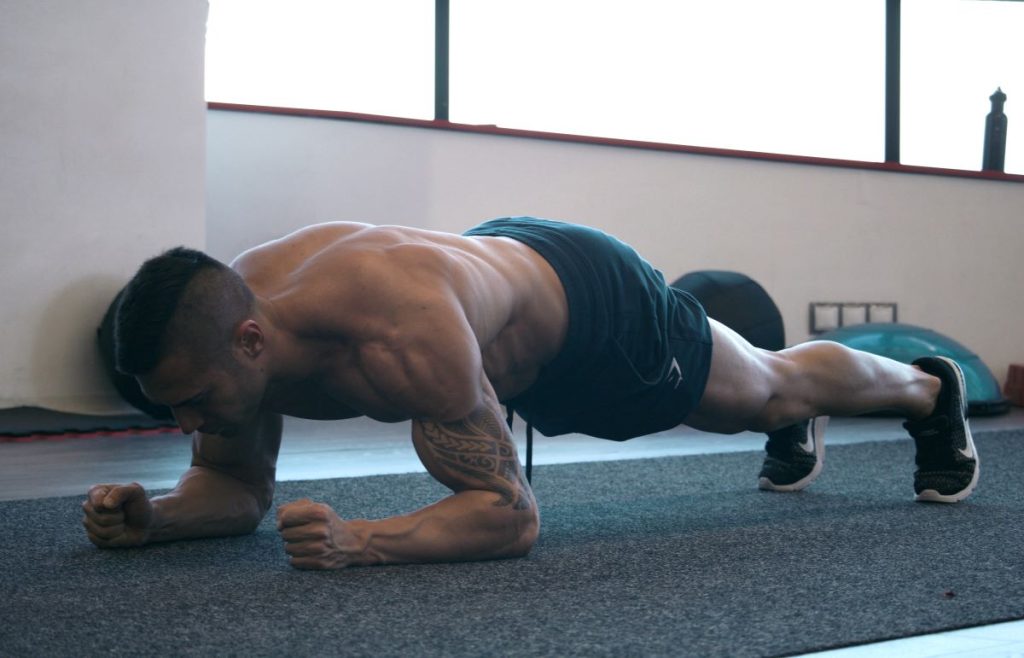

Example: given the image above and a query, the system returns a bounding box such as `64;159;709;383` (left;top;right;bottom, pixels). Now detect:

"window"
205;0;434;119
901;0;1023;173
449;0;885;161
205;0;1023;177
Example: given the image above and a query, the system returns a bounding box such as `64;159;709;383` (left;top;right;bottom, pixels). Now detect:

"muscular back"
230;222;568;420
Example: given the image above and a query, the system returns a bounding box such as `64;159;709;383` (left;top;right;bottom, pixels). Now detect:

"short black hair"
114;246;251;375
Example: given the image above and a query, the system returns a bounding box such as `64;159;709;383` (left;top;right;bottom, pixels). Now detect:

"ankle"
908;368;942;420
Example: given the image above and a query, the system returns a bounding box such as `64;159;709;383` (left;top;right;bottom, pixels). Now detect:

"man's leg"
684;319;939;434
684;319;978;502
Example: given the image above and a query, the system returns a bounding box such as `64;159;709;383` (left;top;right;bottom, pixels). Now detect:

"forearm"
345;489;539;566
147;466;270;544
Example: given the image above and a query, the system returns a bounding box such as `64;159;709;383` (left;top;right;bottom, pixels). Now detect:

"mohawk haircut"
114;246;253;375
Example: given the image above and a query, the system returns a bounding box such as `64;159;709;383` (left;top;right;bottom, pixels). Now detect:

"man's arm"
275;268;537;569
277;392;538;569
367;397;537;564
148;411;283;542
84;411;282;547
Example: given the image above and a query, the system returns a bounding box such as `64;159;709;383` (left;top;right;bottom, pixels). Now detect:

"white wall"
0;0;208;413
208;110;1024;384
6;3;1014;417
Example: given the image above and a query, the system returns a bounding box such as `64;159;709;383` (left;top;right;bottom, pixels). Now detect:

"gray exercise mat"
1;431;1022;657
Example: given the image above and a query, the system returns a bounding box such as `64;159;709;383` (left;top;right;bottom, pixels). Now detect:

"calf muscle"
688;320;940;434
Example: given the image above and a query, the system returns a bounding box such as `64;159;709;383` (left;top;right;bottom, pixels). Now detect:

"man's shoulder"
230;222;375;273
230;223;459;281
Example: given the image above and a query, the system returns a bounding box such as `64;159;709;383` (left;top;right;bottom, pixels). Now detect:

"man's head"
115;247;267;436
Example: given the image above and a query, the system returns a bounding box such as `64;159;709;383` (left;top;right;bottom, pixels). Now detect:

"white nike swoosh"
667;358;683;389
959;443;976;459
799;434;815;453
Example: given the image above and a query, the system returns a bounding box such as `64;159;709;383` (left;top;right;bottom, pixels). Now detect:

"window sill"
208;102;1024;184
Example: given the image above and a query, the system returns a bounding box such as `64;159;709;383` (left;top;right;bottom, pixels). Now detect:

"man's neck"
256;297;348;387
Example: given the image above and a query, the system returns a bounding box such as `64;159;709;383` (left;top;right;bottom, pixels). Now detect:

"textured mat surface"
0;406;175;438
1;431;1022;657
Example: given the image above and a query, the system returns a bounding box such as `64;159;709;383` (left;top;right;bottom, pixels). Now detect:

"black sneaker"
758;417;828;492
903;356;979;503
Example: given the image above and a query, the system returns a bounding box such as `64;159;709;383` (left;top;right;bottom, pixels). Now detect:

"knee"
749;353;813;432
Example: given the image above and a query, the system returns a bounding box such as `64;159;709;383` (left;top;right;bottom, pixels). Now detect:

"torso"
231;222;569;422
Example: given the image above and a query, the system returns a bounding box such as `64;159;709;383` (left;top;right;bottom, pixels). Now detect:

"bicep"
362;282;533;504
411;394;533;512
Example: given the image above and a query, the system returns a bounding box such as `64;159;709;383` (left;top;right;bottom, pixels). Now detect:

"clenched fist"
277;499;365;570
82;482;153;548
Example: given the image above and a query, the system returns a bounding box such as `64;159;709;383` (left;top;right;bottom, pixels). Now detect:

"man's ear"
236;319;265;358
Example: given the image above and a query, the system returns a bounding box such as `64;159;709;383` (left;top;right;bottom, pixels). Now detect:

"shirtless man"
82;218;979;570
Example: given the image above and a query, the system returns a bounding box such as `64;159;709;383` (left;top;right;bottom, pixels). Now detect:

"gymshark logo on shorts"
667;358;683;389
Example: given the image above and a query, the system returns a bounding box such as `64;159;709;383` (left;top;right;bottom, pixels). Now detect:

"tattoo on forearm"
419;407;533;512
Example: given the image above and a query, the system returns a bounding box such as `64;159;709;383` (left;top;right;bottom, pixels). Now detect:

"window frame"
206;0;1024;184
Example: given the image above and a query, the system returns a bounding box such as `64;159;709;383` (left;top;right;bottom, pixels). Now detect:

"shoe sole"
758;416;829;492
914;357;980;504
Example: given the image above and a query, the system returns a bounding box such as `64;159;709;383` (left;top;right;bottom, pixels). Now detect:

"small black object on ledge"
983;87;1008;172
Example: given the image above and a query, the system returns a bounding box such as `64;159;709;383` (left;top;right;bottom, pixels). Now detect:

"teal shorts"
464;217;713;440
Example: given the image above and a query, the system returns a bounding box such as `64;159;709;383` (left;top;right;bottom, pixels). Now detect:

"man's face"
139;350;264;437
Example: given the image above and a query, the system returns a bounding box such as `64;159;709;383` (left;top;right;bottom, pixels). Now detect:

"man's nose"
173;408;202;435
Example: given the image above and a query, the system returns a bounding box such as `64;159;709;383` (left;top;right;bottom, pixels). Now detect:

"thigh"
682;318;780;434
